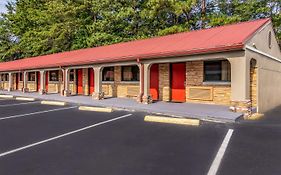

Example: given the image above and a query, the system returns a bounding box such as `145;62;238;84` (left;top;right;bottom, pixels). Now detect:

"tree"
0;0;280;61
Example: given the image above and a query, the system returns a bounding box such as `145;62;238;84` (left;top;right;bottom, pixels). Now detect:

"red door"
77;69;83;95
45;72;48;92
171;63;186;102
150;64;159;101
37;72;40;91
89;68;95;95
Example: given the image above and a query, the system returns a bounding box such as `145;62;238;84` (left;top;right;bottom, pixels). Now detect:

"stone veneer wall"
114;66;139;98
185;61;231;105
159;63;170;101
27;82;37;91
250;66;257;107
82;68;89;95
48;71;63;93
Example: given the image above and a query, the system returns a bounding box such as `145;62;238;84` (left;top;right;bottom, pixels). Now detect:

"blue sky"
0;0;12;14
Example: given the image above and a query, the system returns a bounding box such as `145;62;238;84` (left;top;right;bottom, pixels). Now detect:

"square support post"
138;63;152;104
23;71;29;93
63;69;71;97
92;66;104;100
8;73;13;92
39;70;46;95
228;56;251;114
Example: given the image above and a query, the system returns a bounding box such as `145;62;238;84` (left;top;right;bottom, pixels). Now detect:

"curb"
144;115;200;126
245;113;264;120
79;106;113;113
41;101;67;106
0;95;14;99
15;97;36;101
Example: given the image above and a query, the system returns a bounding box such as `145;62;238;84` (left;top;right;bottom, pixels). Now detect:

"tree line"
0;0;280;62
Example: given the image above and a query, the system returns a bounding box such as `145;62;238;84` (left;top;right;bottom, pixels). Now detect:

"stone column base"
7;88;13;92
92;92;104;100
22;88;29;93
137;93;143;103
39;89;46;95
142;95;153;104
229;100;252;116
63;90;72;97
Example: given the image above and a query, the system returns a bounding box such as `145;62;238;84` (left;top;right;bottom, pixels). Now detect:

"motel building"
0;18;281;115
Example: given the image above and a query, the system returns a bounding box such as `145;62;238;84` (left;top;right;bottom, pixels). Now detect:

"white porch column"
138;63;152;104
23;71;28;93
228;56;251;113
39;70;46;95
92;66;104;100
8;73;13;92
63;69;71;96
0;74;3;90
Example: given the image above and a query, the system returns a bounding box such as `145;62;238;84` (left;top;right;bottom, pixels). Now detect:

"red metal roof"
0;18;270;72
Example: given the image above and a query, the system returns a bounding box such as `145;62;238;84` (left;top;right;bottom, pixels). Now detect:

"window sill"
120;81;140;84
48;81;60;84
202;81;231;86
102;81;114;84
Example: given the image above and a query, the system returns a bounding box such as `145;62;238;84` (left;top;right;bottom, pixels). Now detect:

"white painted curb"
15;97;36;101
0;95;14;99
41;101;66;106
79;106;113;113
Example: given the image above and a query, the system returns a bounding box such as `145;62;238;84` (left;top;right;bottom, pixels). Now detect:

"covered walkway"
0;90;242;122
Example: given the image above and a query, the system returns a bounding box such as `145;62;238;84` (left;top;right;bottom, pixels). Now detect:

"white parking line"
0;106;77;121
0;101;39;107
207;129;234;175
0;113;132;158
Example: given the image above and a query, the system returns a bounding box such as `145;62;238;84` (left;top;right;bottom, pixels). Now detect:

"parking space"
0;98;34;105
0;99;68;118
4;97;280;175
0;97;234;175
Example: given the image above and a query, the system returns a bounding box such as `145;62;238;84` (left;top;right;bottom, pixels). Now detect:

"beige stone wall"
3;82;8;90
83;68;89;95
47;71;63;94
102;83;114;97
250;66;257;107
48;83;60;93
159;63;170;101
13;74;17;90
185;61;231;105
69;69;77;95
18;82;23;90
27;82;37;91
114;66;139;98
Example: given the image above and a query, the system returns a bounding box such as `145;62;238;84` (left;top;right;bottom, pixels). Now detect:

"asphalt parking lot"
0;98;281;175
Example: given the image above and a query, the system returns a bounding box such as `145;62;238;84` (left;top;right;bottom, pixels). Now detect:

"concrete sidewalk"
0;90;243;122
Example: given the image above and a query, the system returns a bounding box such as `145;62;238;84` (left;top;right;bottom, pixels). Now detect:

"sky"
0;0;12;14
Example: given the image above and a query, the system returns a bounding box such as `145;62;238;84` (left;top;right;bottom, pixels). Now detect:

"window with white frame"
102;67;114;81
121;65;139;81
204;60;231;82
69;70;75;82
28;72;36;81
49;70;59;81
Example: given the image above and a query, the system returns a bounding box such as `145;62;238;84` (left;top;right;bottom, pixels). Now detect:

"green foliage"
0;0;280;61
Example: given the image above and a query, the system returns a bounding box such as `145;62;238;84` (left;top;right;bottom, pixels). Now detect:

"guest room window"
121;65;139;81
49;70;59;81
204;60;231;82
28;72;36;81
102;67;114;81
69;70;75;82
